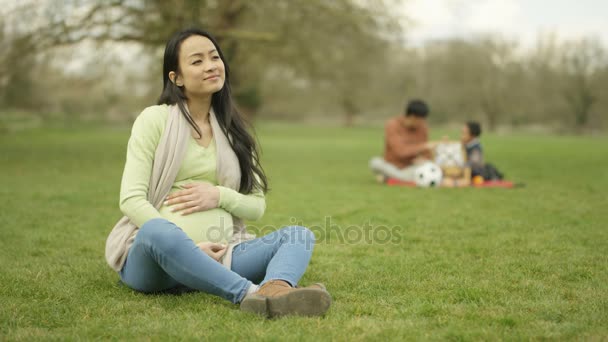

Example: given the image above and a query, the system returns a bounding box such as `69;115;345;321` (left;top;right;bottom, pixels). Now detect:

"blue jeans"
119;218;315;304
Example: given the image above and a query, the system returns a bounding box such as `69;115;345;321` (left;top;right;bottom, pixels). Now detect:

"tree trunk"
342;97;358;127
481;96;500;132
574;89;595;128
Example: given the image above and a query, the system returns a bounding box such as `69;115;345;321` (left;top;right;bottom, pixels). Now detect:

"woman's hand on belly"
164;182;220;216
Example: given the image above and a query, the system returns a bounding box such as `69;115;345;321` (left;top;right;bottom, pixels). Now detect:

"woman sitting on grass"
104;28;331;318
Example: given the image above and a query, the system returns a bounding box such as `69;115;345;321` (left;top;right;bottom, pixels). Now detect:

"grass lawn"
1;122;607;340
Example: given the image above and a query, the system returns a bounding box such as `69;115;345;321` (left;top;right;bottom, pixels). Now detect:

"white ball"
414;162;443;187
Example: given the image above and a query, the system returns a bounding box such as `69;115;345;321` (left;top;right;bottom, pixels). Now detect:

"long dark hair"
157;28;268;194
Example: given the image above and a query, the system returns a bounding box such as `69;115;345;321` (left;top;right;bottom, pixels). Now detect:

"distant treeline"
1;1;606;133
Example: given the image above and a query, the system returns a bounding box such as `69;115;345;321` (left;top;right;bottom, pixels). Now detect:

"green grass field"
1;123;607;340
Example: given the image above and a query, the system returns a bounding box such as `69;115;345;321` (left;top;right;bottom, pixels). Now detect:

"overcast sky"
401;0;608;46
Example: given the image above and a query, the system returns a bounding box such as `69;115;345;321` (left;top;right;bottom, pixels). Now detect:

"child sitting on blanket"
461;121;504;181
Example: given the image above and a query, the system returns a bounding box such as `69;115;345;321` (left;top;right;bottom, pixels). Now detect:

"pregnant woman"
104;28;331;318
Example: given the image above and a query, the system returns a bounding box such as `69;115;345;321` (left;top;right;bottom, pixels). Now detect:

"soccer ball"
415;162;443;187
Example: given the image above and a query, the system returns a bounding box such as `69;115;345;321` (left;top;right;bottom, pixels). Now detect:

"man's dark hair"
466;121;482;137
405;99;429;118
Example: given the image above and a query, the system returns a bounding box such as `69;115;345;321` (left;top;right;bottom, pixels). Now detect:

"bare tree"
0;8;43;110
5;0;401;121
561;38;606;130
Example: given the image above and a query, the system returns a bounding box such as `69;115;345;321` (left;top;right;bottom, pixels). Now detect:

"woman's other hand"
164;182;220;215
196;242;227;262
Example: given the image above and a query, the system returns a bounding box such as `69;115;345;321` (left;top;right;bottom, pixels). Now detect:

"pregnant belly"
158;206;234;244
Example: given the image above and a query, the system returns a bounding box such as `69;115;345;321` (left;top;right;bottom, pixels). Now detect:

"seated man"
370;99;434;182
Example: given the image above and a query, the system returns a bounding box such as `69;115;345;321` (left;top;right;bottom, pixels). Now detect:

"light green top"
119;105;265;244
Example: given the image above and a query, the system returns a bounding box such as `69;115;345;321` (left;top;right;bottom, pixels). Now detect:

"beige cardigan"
104;104;254;272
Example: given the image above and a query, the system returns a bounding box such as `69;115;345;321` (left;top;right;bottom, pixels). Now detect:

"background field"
1;124;607;340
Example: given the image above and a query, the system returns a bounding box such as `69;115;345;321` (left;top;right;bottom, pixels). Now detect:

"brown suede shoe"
240;280;331;318
296;283;327;291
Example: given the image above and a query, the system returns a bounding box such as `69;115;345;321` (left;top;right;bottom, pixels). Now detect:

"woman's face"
172;35;225;98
